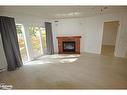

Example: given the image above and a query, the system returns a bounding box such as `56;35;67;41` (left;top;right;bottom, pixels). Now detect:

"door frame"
101;21;120;56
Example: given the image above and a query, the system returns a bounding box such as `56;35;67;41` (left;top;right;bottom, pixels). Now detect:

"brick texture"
56;36;81;54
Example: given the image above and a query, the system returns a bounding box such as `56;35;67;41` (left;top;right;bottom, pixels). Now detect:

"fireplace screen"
63;41;75;52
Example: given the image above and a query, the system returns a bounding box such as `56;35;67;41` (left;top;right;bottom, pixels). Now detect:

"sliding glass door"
28;26;46;58
28;26;41;57
16;25;28;62
16;24;47;63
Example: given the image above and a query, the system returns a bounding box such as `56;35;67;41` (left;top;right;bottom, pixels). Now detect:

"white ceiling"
0;6;127;19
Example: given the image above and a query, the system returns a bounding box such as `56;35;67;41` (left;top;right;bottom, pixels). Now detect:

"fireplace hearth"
57;36;81;54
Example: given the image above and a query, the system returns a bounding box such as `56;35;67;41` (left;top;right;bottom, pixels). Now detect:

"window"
16;25;28;62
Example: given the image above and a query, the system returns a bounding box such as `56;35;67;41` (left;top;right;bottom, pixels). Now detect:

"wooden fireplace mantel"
57;36;81;54
57;36;81;39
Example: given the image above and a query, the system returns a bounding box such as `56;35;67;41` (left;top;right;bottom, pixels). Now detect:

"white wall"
1;11;127;58
1;11;46;26
0;34;7;71
52;17;104;54
85;13;127;57
102;21;119;46
52;18;86;53
52;13;127;58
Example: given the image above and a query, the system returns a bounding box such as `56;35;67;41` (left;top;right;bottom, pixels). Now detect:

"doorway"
101;21;119;56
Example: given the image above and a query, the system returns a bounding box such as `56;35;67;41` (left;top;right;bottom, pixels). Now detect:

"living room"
0;6;127;90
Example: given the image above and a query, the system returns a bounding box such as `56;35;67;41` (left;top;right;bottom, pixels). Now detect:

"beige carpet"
0;53;127;89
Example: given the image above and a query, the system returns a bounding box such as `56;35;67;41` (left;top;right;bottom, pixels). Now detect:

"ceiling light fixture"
55;12;81;17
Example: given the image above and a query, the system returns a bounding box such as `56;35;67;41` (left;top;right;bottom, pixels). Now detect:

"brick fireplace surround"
57;36;81;54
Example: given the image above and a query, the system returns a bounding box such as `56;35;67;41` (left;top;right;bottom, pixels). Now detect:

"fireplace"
57;36;81;54
63;41;75;52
